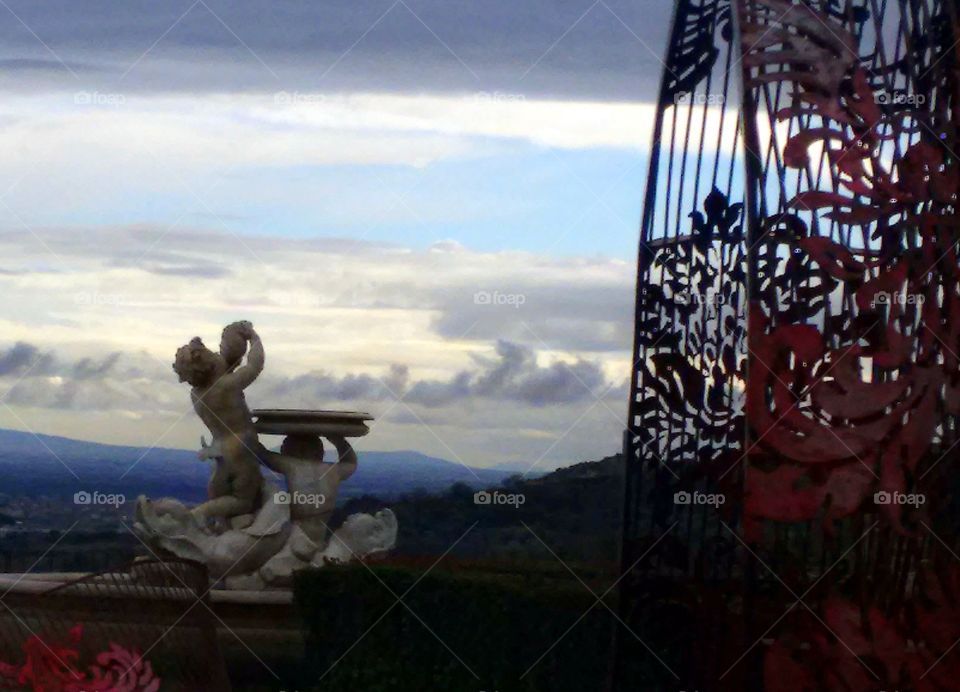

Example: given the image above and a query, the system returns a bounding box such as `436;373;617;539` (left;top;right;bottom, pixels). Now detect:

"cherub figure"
261;434;358;545
172;321;264;526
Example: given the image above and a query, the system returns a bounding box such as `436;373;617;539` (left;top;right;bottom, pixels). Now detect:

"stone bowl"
251;409;373;438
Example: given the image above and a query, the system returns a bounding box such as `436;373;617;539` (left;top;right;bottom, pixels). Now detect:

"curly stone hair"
172;337;221;387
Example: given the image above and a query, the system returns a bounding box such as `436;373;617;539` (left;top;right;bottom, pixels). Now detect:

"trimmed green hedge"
293;562;615;691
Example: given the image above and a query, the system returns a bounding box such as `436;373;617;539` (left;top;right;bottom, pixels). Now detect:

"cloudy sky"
0;0;674;471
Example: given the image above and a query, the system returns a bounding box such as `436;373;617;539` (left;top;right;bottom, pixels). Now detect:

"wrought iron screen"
616;1;960;690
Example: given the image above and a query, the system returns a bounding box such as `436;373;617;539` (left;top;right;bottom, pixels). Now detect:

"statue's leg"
192;495;253;521
193;437;262;521
207;460;229;500
230;454;263;510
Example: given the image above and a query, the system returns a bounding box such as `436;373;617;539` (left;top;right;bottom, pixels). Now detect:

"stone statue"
171;321;263;527
260;434;357;544
134;321;397;589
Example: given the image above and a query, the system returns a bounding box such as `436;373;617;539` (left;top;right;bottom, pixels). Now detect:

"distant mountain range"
337;453;626;563
0;428;512;503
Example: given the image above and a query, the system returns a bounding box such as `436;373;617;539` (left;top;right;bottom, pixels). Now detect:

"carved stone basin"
252;409;373;438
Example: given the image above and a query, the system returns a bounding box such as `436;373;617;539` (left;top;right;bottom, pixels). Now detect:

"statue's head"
281;436;324;460
172;337;223;387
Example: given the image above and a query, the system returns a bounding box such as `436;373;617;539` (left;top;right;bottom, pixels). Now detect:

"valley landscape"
0;428;622;573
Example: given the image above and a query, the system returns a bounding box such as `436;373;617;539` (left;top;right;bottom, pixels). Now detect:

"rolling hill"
0;428;509;502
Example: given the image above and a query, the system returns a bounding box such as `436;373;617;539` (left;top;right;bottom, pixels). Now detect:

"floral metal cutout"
0;624;160;692
740;0;960;536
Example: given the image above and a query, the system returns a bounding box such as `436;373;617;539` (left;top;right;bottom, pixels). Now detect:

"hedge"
293;561;616;691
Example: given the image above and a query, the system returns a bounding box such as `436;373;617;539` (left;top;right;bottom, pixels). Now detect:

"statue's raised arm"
221;320;264;389
328;434;358;481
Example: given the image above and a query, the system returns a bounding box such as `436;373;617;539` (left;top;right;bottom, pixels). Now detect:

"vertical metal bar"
732;1;766;688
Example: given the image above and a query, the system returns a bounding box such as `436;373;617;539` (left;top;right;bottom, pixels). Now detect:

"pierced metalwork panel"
618;0;751;688
617;0;960;689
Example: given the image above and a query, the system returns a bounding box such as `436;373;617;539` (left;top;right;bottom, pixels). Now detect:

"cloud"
0;342;161;411
263;363;410;404
410;339;609;407
429;280;634;353
0;224;635;355
0;335;615;413
0;222;633;465
0;335;628;469
0;93;658;243
138;262;233;279
0;0;670;101
71;352;122;380
0;0;658;469
0;342;56;376
0;58;100;73
0;92;653;184
261;339;612;408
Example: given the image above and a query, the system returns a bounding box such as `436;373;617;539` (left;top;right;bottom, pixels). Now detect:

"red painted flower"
0;624;160;692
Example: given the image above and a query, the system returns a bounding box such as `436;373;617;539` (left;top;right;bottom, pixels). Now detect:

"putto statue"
134;321;397;589
172;321;264;526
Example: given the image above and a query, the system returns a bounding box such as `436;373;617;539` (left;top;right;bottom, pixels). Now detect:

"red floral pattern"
0;624;160;692
764;565;960;691
740;0;960;538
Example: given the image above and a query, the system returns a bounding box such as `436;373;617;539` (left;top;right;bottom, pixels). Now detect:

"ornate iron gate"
615;1;960;689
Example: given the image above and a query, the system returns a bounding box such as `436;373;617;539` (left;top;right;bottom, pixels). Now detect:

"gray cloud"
411;339;608;406
138;262;232;279
0;337;614;413
0;342;55;376
0;339;627;468
71;352;122;380
264;363;410;404
261;339;612;409
0;0;668;101
0;341;167;410
0;58;100;72
429;282;634;353
0;342;126;383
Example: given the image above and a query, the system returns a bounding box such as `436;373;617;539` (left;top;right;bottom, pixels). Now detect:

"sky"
0;0;676;471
